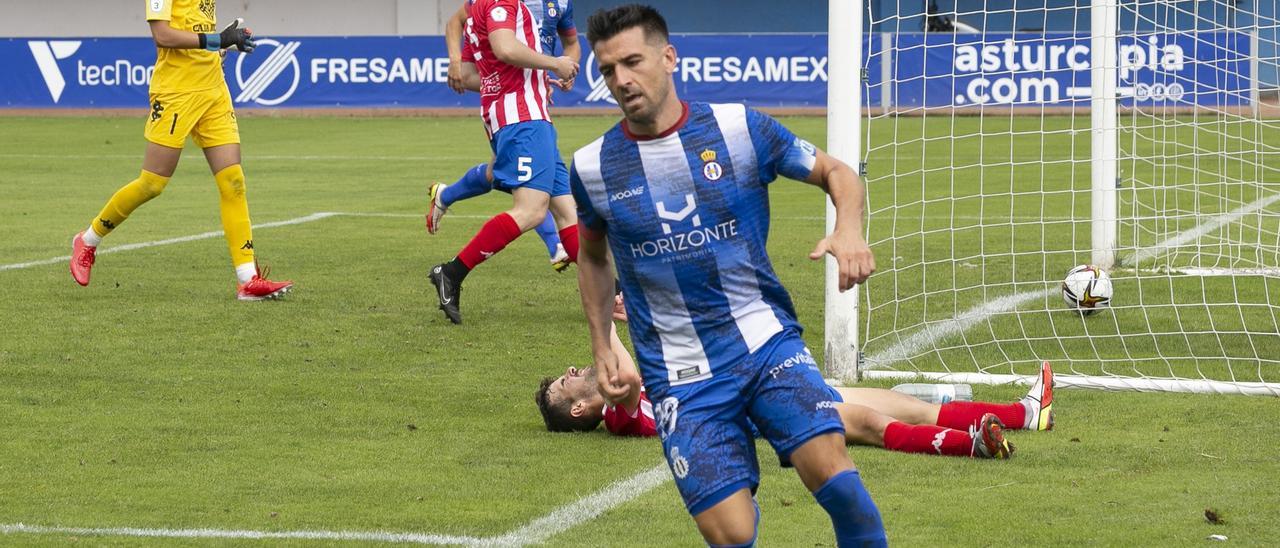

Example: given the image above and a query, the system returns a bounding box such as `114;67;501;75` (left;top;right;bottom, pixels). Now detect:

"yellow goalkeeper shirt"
145;0;224;93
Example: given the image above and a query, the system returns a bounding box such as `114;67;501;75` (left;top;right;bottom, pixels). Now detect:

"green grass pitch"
1;114;1277;545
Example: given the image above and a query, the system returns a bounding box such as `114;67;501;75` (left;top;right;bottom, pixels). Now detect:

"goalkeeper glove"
200;18;256;53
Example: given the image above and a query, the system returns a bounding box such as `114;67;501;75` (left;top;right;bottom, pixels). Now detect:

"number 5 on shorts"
518;157;533;182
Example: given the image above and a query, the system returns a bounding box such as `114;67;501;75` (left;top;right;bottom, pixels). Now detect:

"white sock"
235;263;258;284
82;226;103;247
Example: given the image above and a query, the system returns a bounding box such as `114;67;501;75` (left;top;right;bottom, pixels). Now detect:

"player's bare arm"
551;29;582;92
487;29;578;81
803;150;875;290
608;322;643;413
455;62;482;92
445;5;469;94
578;229;637;404
149;18;255;52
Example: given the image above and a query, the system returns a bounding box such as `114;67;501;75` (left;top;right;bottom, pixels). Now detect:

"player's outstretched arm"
803;150;875;290
149;18;255;52
487;29;579;81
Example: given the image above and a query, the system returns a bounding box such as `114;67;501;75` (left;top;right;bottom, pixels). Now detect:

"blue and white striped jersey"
520;0;576;55
570;101;819;393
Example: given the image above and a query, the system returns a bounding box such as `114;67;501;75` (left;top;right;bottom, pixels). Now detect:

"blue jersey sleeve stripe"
744;107;817;184
570;134;609;230
559;0;576;31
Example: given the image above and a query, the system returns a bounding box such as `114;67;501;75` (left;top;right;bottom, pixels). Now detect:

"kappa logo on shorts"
655;396;680;439
234;39;302;106
27;40;82;103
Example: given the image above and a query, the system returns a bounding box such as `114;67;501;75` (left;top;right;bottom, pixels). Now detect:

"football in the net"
1061;264;1112;315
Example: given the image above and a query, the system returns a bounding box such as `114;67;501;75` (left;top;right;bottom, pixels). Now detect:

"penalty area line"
0;463;672;546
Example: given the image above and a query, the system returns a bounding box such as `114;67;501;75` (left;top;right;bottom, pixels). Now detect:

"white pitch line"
864;190;1280;369
863;288;1056;369
1120;191;1280;266
482;463;671;547
0;523;480;545
0;463;672;546
0;153;479;162
0;212;339;273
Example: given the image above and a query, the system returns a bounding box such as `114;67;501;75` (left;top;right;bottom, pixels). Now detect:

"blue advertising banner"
0;33;1251;110
887;32;1251;107
1;34;829;109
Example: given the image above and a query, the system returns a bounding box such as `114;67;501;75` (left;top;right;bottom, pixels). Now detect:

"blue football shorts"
647;329;845;516
489;120;570;197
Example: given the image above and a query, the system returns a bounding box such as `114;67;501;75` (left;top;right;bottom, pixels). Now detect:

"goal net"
833;0;1280;395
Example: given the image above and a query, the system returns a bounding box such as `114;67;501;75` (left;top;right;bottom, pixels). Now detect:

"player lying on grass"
536;324;1054;458
428;0;582;273
69;0;292;301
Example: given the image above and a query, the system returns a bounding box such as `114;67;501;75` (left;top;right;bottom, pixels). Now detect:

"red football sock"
457;213;523;269
936;401;1027;430
558;224;579;263
883;421;973;457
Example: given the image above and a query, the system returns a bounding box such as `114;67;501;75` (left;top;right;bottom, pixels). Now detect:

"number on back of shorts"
518;157;533;182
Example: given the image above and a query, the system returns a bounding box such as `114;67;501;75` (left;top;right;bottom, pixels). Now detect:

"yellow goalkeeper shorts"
143;87;241;150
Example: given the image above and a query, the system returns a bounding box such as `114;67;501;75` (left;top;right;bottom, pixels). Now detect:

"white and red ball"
1061;264;1112;315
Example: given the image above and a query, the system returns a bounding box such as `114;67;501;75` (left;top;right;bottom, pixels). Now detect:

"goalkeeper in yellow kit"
69;0;292;301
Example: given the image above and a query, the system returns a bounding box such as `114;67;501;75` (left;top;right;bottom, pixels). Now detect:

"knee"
136;171;170;199
508;203;549;230
791;432;854;491
214;165;246;200
699;516;758;547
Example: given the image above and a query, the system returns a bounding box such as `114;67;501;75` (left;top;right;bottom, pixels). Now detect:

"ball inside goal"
1061;265;1113;315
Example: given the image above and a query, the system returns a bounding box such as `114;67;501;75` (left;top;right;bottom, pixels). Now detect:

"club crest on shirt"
547;2;558;17
700;149;723;181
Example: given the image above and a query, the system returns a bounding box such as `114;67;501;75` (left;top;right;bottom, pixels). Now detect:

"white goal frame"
825;0;1280;396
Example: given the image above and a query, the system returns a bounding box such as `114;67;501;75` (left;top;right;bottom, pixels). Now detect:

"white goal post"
826;0;1280;396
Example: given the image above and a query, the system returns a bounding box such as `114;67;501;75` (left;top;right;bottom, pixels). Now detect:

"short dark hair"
586;4;670;47
535;377;602;433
